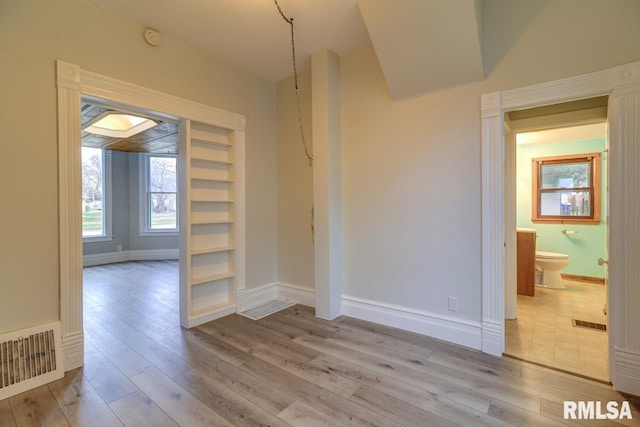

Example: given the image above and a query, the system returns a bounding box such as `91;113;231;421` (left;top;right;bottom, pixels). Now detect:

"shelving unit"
179;120;238;327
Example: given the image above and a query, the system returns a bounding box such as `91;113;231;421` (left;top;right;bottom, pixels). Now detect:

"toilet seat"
536;251;569;260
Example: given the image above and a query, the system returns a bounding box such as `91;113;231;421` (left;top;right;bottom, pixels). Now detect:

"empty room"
2;0;640;425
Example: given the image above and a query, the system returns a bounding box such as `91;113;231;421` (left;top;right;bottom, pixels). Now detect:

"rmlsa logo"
564;401;633;420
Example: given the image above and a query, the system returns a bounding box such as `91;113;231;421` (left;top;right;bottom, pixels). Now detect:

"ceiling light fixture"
84;112;159;138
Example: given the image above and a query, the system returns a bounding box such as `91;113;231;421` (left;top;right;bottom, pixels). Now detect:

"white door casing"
481;61;640;395
56;60;246;370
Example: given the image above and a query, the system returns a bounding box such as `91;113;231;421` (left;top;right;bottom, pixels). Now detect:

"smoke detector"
143;28;161;47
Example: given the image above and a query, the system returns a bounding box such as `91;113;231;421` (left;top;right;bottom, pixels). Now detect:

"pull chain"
274;0;313;166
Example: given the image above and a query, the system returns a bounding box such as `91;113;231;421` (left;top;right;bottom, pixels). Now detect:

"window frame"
531;152;601;225
139;153;179;236
82;148;113;242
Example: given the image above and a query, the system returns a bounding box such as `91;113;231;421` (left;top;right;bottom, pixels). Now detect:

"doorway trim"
56;60;246;370
481;61;640;394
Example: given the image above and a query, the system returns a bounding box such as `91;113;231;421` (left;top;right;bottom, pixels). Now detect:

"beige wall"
275;0;640;323
0;0;277;334
276;71;315;289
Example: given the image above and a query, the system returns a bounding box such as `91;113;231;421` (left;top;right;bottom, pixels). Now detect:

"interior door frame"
481;61;640;394
56;60;246;371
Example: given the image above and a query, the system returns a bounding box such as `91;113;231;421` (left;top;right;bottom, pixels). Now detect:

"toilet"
535;251;570;289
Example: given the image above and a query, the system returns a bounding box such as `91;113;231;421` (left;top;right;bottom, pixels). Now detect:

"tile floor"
505;280;609;381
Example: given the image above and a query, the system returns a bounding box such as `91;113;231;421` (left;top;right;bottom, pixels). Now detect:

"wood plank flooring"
2;261;639;426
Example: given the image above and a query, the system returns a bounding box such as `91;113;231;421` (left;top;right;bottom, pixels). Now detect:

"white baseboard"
278;282;316;307
244;283;278;309
481;320;505;356
241;282;315;310
62;331;84;371
342;295;482;350
613;347;640;396
249;282;482;350
83;249;178;267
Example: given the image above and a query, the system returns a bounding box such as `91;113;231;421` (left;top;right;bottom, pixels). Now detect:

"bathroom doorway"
503;97;610;382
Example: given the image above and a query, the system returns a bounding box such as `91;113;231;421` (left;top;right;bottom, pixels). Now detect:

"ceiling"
82;103;178;153
516;123;607;146
86;0;489;99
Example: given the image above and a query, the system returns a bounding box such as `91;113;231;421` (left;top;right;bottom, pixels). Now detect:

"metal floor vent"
572;319;607;332
239;299;295;320
0;322;64;400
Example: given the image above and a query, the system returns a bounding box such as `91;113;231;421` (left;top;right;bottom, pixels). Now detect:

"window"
82;147;112;240
140;154;178;233
532;153;601;224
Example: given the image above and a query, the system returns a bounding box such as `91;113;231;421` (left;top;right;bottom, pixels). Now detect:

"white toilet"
535;251;570;289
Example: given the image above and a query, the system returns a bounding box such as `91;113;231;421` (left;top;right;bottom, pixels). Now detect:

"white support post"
312;50;343;320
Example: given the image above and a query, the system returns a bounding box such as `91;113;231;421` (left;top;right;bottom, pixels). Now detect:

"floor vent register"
239;299;295;320
572;319;607;332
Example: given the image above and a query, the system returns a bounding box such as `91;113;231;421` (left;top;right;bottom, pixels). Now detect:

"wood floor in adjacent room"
1;261;638;426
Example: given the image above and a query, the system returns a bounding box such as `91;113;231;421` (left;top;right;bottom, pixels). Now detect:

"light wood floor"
1;261;638;426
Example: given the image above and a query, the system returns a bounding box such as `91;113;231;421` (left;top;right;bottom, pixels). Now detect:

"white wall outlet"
116;245;122;252
448;296;458;312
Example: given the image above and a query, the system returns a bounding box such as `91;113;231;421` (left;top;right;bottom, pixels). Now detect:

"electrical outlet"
116;245;122;252
448;296;458;312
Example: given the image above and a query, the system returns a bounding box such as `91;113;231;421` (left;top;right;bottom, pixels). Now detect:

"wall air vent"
0;321;64;400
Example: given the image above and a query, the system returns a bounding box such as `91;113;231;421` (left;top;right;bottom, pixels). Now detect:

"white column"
56;61;84;370
312;50;343;320
609;81;640;395
480;92;505;356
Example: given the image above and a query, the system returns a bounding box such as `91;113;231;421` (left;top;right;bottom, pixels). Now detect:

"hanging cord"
274;0;313;167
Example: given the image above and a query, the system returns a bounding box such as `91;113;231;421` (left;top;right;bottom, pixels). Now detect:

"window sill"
531;218;601;225
83;235;114;243
138;231;179;237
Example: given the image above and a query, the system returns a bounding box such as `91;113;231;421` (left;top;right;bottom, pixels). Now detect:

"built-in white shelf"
191;219;234;225
190;198;234;203
191;177;234;183
181;120;238;328
190;156;233;165
191;128;232;147
190;272;234;287
190;246;234;255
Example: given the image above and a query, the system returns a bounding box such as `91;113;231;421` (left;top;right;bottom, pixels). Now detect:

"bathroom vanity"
516;228;536;296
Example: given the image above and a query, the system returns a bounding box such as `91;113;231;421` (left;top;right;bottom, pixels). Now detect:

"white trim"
57;61;84;372
248;282;483;351
481;60;640;394
80;69;245;131
242;283;315;310
82;235;114;243
186;305;237;328
612;347;640;396
342;295;482;350
62;331;84;372
243;283;278;309
83;249;179;267
279;283;316;308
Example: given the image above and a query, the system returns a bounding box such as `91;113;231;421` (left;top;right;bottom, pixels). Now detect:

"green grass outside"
82;210;176;232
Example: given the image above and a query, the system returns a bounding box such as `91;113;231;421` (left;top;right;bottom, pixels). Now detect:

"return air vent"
572;319;607;332
0;321;63;400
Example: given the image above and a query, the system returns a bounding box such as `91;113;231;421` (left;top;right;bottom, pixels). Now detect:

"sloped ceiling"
358;0;485;99
87;0;497;99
